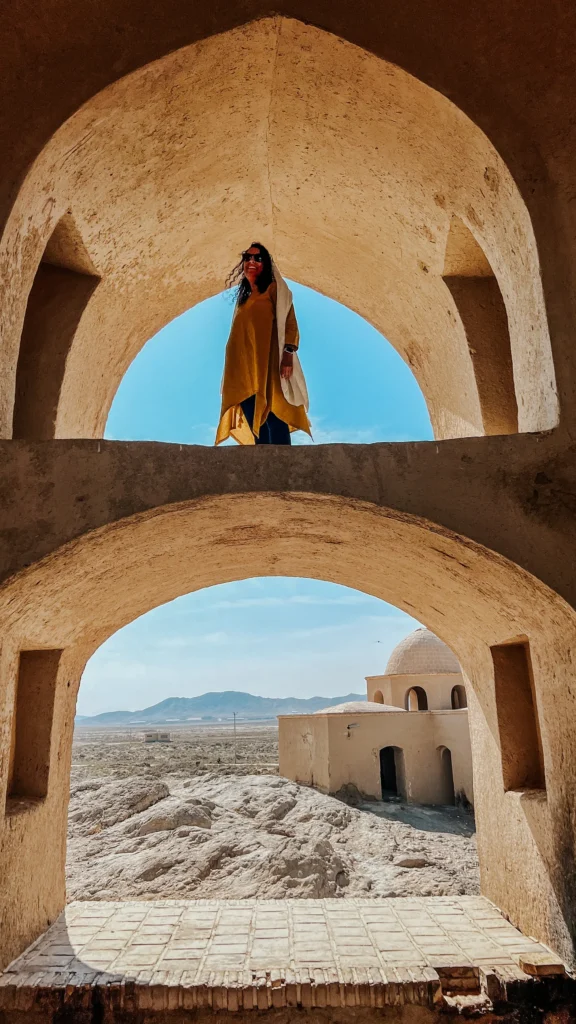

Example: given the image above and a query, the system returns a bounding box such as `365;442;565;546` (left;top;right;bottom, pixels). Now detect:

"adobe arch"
405;685;429;711
443;217;518;435
0;18;557;441
451;683;468;709
12;214;100;440
0;490;575;968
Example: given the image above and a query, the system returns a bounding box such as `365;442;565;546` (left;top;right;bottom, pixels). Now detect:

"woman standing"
215;243;311;445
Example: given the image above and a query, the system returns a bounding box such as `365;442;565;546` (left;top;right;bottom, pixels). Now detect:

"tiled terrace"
0;897;566;1017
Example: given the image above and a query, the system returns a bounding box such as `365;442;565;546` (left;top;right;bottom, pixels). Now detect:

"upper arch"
0;18;557;441
1;488;573;685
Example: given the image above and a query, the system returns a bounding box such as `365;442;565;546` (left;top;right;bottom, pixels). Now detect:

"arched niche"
443;218;518;435
373;690;384;704
12;214;100;440
0;491;575;967
0;19;557;441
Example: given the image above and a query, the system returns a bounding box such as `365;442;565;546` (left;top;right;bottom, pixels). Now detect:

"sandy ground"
67;724;478;903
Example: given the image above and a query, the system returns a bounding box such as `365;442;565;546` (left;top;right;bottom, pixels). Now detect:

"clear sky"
78;282;433;716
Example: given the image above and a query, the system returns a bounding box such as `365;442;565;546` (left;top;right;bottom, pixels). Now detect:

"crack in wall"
264;17;282;253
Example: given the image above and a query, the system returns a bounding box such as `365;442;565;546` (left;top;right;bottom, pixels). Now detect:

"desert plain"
67;722;479;904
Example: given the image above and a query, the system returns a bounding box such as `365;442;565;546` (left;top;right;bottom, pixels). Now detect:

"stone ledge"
0;897;568;1017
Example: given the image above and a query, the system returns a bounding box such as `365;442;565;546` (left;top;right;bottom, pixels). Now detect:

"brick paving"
0;897;565;1013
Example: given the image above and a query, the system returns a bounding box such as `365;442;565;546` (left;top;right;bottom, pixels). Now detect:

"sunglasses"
242;251;263;263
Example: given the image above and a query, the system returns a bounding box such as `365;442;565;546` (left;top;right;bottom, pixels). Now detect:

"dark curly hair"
226;242;274;306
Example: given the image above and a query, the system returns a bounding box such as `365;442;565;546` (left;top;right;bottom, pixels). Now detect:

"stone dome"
385;627;460;676
315;701;406;714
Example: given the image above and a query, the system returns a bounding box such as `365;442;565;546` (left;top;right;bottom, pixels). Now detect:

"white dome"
315;700;406;714
385;627;460;676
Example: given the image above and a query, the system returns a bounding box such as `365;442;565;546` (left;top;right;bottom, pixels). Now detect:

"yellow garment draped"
215;282;312;445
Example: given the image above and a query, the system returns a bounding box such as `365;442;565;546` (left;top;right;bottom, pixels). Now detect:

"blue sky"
78;283;433;715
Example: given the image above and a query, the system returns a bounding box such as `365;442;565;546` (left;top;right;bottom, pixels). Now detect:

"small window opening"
451;684;467;709
438;746;456;805
491;639;545;791
6;650;62;809
373;689;384;704
443;217;518;435
405;685;428;711
379;745;405;800
13;214;100;439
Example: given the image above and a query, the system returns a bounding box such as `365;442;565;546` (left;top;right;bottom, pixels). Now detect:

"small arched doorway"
438;746;456;805
373;689;384;704
380;746;404;800
451;684;467;709
405;686;428;710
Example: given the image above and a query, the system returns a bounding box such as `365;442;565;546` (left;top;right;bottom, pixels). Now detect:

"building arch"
0;489;575;965
405;685;429;711
373;690;384;704
451;684;468;709
0;19;556;441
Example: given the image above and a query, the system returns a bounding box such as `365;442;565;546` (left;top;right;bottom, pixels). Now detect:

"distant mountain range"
75;690;365;726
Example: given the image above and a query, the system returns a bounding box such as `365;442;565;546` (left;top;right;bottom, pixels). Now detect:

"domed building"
278;627;473;808
368;627;467;711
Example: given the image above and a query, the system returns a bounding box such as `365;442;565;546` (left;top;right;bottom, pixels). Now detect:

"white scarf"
272;260;310;411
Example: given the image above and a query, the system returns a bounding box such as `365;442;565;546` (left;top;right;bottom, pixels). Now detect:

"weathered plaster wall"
329;712;425;802
326;713;434;804
0;643;86;972
278;716;329;790
0;19;556;441
279;710;472;807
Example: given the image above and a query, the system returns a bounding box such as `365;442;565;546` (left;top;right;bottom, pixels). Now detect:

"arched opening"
442;217;518;435
105;283;432;446
380;746;404;800
70;578;428;899
2;0;576;996
373;690;384;704
451;684;468;709
0;490;574;966
12;214;99;440
0;19;557;441
405;685;428;711
438;746;456;805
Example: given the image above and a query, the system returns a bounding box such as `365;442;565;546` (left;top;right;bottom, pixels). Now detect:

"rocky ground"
67;723;479;903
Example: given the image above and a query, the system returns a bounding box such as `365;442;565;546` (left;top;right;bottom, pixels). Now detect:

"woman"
215;243;311;445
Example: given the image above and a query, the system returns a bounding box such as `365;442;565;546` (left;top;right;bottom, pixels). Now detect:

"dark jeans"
241;395;291;445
